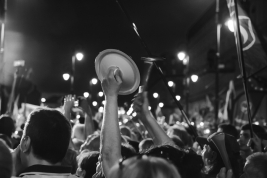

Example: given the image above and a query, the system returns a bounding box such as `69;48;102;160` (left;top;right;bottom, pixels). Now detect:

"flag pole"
116;0;198;139
233;0;254;136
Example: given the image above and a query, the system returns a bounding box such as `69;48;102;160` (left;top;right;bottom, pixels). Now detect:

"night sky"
2;0;214;105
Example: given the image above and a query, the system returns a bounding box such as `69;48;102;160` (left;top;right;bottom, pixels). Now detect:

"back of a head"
24;108;71;164
170;135;185;149
245;152;267;178
0;139;12;178
139;138;154;153
108;156;181;178
241;124;266;138
77;151;99;178
144;145;203;178
0;115;15;138
167;125;193;147
121;143;137;159
218;123;239;139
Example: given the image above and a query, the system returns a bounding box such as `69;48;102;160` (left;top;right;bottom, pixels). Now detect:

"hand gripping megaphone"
95;49;140;95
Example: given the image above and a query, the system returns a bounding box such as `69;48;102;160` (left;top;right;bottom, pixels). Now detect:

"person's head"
144;145;203;178
76;150;99;178
167;125;193;148
238;124;266;151
121;143;136;160
0;115;15;138
240;152;267;178
217;123;239;139
20;108;71;166
170;135;185;149
139;138;154;153
197;132;242;178
108;156;181;178
0;139;12;178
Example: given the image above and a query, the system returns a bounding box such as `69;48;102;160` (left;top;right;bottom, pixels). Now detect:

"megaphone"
95;49;140;95
209;133;232;170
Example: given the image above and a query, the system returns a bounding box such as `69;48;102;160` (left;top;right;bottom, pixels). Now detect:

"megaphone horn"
95;49;140;95
210;133;232;170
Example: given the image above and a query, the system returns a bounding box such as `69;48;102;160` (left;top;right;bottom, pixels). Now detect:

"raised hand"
101;67;122;97
132;90;149;116
63;95;74;120
216;167;233;178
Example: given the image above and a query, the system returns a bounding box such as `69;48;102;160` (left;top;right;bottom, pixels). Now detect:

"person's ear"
20;136;31;153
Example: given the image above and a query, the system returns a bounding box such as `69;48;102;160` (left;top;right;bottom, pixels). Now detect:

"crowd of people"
0;67;267;178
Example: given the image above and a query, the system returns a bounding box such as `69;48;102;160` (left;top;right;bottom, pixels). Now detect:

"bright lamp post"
71;52;84;94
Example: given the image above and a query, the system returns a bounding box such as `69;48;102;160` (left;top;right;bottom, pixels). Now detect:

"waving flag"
226;0;267;78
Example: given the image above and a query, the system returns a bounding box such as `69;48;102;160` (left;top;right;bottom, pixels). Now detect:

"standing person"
12;108;78;178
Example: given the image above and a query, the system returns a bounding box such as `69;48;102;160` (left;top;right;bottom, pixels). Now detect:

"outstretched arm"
100;68;122;176
79;97;95;139
133;90;174;146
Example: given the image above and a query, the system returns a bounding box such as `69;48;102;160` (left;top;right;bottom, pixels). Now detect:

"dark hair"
78;151;99;178
241;124;266;139
218;124;239;139
170;135;185;149
0;139;12;178
121;143;137;160
24;108;71;164
144;145;203;178
0;115;15;137
246;152;267;178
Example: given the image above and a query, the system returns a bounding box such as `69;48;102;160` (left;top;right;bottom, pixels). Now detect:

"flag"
221;80;236;123
226;0;267;78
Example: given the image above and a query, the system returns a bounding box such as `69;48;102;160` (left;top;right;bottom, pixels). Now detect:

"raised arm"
79;97;95;138
100;68;122;176
133;90;174;146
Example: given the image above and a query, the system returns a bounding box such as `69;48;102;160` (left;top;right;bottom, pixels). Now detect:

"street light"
98;91;103;97
225;19;235;32
168;81;174;87
177;52;186;61
153;92;159;98
191;74;198;82
71;52;84;94
63;73;70;81
83;92;90;98
91;78;98;85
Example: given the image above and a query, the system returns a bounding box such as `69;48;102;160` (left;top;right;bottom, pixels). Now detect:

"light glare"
191;75;198;82
63;73;70;81
177;52;186;61
75;52;84;61
83;92;89;98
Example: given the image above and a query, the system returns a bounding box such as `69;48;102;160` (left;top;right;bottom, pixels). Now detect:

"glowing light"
76;114;81;119
92;101;97;106
98;106;104;113
148;106;151;110
254;121;259;125
191;122;194;125
176;95;181;101
226;19;235;32
41;98;46;102
136;123;140;127
119;122;122;126
132;112;137;117
168;81;174;87
204;129;211;134
177;52;186;61
123;118;128;123
153;93;159;98
91;78;98;85
191;75;198;82
63;73;70;81
75;52;84;61
159;102;164;108
102;100;106;105
200;122;204;127
98;91;104;97
83;92;89;98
